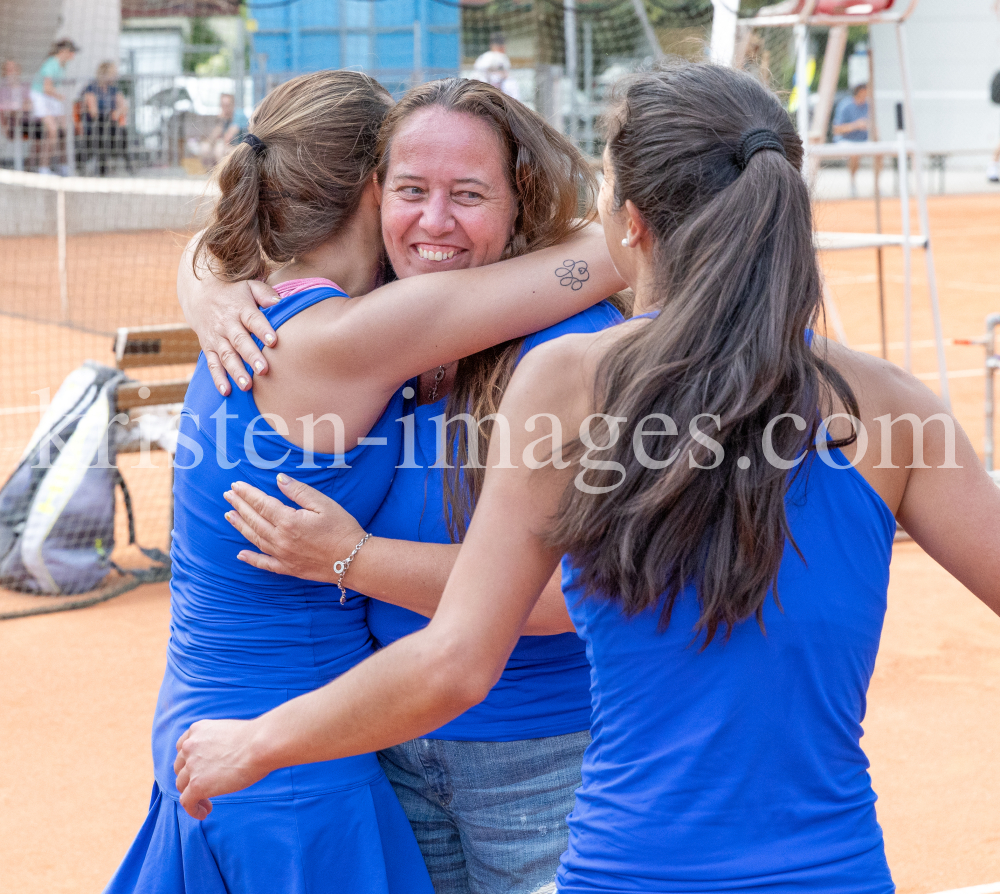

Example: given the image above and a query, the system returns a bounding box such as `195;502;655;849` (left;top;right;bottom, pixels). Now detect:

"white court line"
0;405;43;416
927;883;1000;894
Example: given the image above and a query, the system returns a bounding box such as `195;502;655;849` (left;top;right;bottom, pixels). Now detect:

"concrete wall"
0;0;64;77
870;0;1000;156
0;0;120;96
0;184;214;236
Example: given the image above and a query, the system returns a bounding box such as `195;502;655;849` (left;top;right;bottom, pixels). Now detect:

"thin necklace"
427;365;447;403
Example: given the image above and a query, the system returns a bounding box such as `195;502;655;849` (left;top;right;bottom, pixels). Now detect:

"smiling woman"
372;79;598;537
378;106;517;275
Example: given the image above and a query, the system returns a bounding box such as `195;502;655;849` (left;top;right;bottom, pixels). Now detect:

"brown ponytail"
195;70;393;283
551;63;860;646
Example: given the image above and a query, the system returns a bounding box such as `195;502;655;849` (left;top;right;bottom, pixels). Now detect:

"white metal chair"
733;0;952;408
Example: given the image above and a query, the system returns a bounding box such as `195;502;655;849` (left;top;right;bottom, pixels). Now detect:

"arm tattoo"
555;260;590;291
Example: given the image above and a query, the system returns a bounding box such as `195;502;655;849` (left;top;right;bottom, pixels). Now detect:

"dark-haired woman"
179;78;624;893
104;70;623;894
174;61;1000;891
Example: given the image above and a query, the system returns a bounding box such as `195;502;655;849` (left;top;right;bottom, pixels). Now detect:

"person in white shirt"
31;38;79;175
473;32;519;100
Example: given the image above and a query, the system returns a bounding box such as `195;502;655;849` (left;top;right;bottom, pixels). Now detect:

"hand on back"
224;474;364;582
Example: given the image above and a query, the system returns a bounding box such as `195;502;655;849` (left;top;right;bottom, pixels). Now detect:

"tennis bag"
0;362;166;595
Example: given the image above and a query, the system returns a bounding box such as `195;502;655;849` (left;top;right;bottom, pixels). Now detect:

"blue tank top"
156;284;405;797
557;451;897;892
366;301;624;741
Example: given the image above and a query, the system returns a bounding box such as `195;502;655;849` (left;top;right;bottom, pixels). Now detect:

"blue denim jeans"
377;730;589;894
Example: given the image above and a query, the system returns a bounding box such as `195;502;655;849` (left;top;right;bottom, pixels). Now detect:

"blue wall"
249;0;460;94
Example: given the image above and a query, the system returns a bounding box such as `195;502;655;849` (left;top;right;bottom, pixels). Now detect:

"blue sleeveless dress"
558;450;897;892
104;284;433;894
367;301;623;740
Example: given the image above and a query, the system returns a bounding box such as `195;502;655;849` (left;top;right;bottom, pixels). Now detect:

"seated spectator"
472;32;519;100
198;92;247;169
82;61;131;176
30;38;78;175
1;60;32;142
832;83;869;198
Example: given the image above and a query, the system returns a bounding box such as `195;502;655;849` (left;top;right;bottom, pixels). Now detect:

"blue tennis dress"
558;449;897;893
104;284;433;894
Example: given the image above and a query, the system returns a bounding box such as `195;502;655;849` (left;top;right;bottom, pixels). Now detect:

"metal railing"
1;73;254;177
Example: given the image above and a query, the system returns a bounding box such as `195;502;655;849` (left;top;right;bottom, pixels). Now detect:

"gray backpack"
0;362;167;595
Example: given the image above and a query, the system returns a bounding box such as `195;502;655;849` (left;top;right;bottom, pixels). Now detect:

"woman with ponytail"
179;77;627;893
174;62;1000;891
103;70;623;894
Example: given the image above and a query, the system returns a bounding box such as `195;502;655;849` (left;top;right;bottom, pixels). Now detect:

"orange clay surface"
1;194;999;892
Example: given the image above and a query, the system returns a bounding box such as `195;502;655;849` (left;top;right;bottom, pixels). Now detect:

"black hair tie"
735;128;786;171
242;133;266;158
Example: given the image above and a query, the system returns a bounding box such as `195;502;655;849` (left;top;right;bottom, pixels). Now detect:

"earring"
621;237;629;247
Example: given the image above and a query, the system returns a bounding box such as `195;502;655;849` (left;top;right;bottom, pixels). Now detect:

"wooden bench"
112;322;201;488
108;323;201;553
112;323;201;415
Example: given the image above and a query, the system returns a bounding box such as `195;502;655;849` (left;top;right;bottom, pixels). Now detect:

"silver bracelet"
334;533;372;605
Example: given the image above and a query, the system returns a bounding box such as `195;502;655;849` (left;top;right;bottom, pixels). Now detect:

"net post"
629;0;664;60
896;18;950;409
564;0;578;143
794;23;811;176
582;20;595;156
13;86;24;171
57;188;68;321
413;19;423;86
895;100;913;375
710;0;741;66
234;16;247;113
64;83;76;177
986;314;999;472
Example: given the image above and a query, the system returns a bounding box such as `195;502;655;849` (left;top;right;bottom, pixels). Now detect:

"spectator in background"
832;83;869;198
198;92;247;169
473;32;520;100
0;60;32;144
30;38;78;176
82;61;131;176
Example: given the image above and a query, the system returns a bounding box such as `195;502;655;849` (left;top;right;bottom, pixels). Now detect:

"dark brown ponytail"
195;70;393;283
551;62;860;646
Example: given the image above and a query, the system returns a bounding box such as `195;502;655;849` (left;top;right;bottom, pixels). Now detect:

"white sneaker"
988;163;999;183
37;166;53;175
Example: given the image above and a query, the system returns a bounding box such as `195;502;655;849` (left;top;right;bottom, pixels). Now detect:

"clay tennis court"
1;192;999;892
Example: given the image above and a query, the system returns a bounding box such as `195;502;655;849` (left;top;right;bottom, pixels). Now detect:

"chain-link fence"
1;0;816;174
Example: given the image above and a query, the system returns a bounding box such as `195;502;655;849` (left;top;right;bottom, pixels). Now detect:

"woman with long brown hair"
104;71;622;894
175;63;1000;892
179;78;625;893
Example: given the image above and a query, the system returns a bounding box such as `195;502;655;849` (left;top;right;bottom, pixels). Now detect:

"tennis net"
0;170;216;613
